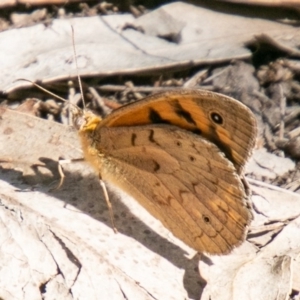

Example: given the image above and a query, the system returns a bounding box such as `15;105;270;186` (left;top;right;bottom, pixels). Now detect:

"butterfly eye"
210;112;223;125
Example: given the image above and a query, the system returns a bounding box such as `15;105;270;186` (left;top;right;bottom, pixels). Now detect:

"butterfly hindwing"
93;124;252;254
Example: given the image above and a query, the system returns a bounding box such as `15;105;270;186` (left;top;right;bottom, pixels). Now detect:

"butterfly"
72;89;257;254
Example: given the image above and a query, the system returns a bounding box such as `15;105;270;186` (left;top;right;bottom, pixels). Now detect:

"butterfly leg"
99;176;118;234
51;158;118;233
50;157;85;191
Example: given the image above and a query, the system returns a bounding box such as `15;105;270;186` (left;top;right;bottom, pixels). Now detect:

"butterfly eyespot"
210;112;223;125
189;155;195;162
203;215;210;223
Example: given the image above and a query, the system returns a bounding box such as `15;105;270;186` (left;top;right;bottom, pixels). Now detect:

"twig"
88;87;111;115
247;177;300;197
97;84;212;93
279;84;286;140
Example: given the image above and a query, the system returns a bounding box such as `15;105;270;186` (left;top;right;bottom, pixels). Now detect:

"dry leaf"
2;2;300;94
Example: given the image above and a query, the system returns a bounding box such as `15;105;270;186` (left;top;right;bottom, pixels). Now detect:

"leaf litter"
1;1;300;299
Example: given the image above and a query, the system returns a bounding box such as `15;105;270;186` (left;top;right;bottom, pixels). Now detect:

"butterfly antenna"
71;26;86;110
16;79;81;112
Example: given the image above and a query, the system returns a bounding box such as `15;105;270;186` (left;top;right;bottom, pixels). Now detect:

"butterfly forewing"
100;90;257;175
85;124;252;254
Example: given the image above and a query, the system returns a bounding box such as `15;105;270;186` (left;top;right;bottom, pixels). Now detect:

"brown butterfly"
73;89;257;254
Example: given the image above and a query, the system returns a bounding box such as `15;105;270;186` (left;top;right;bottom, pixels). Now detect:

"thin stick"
97;84;212;93
247;177;300;197
279;84;286;140
89;86;111;115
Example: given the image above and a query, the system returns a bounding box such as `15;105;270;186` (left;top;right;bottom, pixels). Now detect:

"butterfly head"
72;107;102;133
